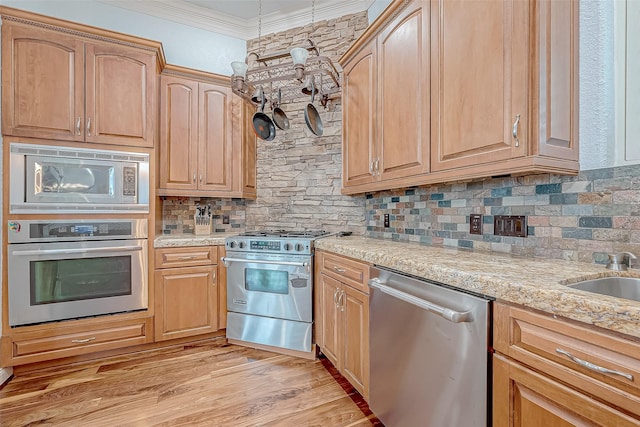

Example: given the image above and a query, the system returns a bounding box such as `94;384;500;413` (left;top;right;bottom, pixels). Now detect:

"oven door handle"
221;256;309;271
11;246;143;256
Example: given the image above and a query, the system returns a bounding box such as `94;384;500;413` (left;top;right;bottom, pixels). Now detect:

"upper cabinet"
340;0;579;195
1;12;159;148
158;66;256;199
343;0;430;190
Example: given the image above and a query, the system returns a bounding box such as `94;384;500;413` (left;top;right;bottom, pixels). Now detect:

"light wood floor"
0;338;381;426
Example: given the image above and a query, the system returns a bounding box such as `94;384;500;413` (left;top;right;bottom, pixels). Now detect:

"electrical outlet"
494;215;526;237
470;214;483;235
384;214;390;228
222;215;230;224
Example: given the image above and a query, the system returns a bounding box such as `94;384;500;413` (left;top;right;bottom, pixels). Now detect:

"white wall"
0;0;246;75
367;0;392;24
579;0;616;170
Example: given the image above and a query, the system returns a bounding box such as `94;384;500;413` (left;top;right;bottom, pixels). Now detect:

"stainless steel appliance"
369;266;492;427
7;219;148;327
222;230;328;354
9;142;150;213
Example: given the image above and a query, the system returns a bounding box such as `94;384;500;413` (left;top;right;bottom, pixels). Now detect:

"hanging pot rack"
231;39;341;108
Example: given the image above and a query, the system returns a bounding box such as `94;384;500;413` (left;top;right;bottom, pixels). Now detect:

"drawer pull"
71;337;97;344
177;256;198;260
556;348;634;381
333;266;346;273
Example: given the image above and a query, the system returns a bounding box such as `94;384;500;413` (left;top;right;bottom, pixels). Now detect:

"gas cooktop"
225;230;329;254
238;230;329;238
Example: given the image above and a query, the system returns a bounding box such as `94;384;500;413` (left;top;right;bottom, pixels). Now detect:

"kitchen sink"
566;277;640;302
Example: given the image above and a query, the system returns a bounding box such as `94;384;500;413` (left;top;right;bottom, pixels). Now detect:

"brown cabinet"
1;18;157;148
340;0;579;195
315;251;370;399
1;316;153;366
342;0;430;191
493;302;640;426
154;246;221;341
158;67;256;198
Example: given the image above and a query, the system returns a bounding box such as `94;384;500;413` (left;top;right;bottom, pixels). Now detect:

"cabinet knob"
76;117;82;135
193;172;196;184
86;117;91;137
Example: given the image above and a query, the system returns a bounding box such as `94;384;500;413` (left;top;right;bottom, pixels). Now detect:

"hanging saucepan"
272;89;290;131
252;90;276;141
304;81;323;136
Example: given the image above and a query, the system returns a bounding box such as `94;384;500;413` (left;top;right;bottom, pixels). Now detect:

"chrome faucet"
606;252;638;271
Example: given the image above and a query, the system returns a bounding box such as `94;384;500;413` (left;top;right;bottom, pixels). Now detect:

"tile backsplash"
365;165;640;264
161;197;247;234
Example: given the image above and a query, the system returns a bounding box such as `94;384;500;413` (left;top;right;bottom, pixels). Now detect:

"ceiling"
100;0;374;40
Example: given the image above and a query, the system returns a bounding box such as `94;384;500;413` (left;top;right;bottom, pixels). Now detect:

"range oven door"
8;239;148;326
223;251;313;322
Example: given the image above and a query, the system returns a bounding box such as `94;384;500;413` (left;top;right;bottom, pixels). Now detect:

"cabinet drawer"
6;317;153;365
155;246;218;268
494;302;640;417
318;251;370;293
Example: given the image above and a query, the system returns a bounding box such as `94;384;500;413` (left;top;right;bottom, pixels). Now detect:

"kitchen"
1;0;640;426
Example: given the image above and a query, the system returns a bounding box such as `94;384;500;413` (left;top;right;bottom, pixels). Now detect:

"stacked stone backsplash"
366;165;640;264
242;12;369;233
161;197;247;234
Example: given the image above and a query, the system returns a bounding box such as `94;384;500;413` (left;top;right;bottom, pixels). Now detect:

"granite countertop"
154;232;236;248
315;236;640;341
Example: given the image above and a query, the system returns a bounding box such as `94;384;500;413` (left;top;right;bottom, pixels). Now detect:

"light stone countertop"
315;236;640;341
154;232;236;248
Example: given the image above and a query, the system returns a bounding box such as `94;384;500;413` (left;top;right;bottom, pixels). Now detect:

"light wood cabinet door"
377;0;430;181
318;274;342;368
430;0;529;171
159;75;199;191
85;41;156;148
1;23;84;141
342;39;377;188
494;354;640;427
154;266;218;341
341;284;369;399
198;83;233;192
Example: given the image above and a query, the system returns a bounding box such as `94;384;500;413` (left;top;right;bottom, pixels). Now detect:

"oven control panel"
226;238;313;254
7;219;147;243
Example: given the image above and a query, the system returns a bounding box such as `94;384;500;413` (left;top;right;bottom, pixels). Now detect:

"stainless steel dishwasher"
369;266;492;427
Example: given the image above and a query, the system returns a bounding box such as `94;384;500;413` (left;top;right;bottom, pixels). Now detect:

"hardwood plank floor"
0;338;382;426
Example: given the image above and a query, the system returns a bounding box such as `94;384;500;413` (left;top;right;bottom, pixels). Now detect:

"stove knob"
238;241;246;249
228;240;237;249
284;243;293;251
295;243;305;252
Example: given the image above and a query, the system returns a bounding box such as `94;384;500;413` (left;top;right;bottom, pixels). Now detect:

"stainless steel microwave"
9;143;149;213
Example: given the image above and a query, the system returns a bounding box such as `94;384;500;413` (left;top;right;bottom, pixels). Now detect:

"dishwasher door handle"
369;278;473;323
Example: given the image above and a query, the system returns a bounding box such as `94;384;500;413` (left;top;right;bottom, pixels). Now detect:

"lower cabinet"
1;316;153;366
154;246;221;341
315;251;370;400
493;302;640;426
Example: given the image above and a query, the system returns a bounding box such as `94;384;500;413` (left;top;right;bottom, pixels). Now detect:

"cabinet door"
377;0;430;182
341;285;370;400
430;0;528;171
493;355;640;427
1;23;84;141
318;274;342;369
159;75;199;191
342;40;377;189
154;266;218;341
85;42;156;147
198;83;234;192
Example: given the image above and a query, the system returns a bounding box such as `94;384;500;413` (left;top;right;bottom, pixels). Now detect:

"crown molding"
98;0;374;40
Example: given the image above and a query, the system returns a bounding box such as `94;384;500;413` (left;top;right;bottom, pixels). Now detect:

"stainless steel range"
222;230;328;356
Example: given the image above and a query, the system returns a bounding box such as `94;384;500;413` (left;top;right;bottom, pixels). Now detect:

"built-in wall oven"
7;219;148;327
222;230;327;355
9;142;150;214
